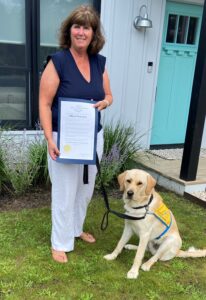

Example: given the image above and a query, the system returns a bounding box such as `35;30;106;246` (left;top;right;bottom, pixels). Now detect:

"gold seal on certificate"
57;98;98;164
63;144;72;153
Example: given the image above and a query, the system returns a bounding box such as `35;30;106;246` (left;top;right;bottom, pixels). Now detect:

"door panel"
151;1;202;145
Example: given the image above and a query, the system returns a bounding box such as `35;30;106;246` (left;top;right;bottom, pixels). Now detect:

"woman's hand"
93;99;110;111
48;139;60;160
93;70;113;111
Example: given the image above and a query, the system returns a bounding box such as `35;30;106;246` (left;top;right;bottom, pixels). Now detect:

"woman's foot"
79;232;96;243
52;249;68;263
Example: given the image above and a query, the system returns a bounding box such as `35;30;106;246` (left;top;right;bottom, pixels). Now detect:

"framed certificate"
57;97;98;164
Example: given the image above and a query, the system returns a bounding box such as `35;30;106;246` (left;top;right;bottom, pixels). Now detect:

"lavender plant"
95;122;142;188
103;121;142;160
95;144;123;188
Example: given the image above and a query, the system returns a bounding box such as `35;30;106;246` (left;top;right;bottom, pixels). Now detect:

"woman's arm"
39;60;60;160
93;69;113;111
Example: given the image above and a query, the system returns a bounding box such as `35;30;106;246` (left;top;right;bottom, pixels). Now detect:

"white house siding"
100;0;206;148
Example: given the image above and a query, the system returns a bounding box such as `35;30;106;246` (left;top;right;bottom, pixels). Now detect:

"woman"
39;5;113;263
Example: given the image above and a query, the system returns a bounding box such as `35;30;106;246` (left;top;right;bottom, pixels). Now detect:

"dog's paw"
124;244;138;250
141;262;151;272
127;268;139;279
104;253;117;261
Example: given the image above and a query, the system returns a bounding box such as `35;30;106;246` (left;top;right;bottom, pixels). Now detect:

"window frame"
0;0;101;130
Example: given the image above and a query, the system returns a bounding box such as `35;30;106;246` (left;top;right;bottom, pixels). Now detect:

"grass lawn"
0;189;206;300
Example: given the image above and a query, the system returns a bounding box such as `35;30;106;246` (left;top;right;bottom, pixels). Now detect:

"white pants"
48;130;104;252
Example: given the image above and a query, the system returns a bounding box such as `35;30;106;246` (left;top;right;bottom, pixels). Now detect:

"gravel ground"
147;148;206;201
191;191;206;201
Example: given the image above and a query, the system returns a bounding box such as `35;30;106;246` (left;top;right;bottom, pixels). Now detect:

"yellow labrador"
104;169;206;279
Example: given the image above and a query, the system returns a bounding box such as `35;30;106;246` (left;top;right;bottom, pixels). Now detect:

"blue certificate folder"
57;97;98;165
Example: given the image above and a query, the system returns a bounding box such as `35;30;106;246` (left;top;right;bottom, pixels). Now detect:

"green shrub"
0;128;11;194
7;162;34;195
28;137;49;186
1;122;142;194
0;130;34;195
7;135;49;195
0;130;49;195
0;147;10;194
95;121;142;188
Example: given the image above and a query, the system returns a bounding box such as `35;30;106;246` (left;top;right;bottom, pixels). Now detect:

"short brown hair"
59;5;105;54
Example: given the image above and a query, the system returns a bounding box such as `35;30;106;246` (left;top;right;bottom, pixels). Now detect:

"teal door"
151;1;202;145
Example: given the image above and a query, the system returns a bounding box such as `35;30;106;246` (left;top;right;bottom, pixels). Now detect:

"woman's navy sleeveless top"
48;49;106;132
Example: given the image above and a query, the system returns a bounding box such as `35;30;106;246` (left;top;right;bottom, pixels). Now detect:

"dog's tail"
176;247;206;258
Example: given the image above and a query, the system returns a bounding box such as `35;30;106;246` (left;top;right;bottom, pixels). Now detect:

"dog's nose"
127;190;134;198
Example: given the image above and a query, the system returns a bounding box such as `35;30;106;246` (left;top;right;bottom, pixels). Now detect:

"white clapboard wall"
100;0;206;149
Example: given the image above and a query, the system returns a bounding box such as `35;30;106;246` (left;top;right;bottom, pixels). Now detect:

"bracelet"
103;99;110;107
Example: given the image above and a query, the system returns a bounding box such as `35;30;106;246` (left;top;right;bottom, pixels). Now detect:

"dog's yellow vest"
147;202;172;240
154;203;171;227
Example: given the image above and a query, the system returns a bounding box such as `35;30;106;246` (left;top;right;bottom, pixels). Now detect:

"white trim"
170;0;203;4
0;40;24;45
0;129;44;140
146;0;166;148
40;43;58;47
1;130;44;137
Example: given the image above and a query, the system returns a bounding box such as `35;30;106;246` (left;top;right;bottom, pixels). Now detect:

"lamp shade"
134;16;152;29
133;5;152;30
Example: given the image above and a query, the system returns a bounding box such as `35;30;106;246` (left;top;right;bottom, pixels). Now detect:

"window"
0;0;100;129
176;16;189;44
166;14;177;43
187;17;198;44
0;69;26;121
40;0;93;63
0;0;27;125
166;13;198;45
0;0;26;67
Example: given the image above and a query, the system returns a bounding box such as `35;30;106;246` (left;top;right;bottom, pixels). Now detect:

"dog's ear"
145;174;156;195
118;171;127;191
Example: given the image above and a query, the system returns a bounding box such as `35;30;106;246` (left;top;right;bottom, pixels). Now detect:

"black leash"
96;154;153;230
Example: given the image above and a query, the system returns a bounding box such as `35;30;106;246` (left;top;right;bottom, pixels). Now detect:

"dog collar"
124;194;153;221
131;194;153;210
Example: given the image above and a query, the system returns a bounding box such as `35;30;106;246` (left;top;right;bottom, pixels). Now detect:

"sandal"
79;232;96;243
52;249;68;263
